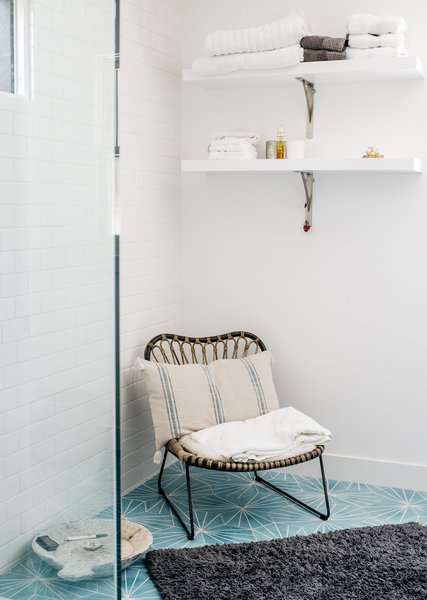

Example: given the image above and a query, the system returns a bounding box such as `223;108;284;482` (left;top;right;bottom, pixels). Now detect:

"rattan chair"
144;331;330;540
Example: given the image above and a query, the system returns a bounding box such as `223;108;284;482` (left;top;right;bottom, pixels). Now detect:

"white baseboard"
285;453;427;492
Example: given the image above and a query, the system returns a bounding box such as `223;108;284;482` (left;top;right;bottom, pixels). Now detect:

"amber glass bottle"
276;125;285;159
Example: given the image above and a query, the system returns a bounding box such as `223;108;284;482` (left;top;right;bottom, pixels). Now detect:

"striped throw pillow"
136;351;279;450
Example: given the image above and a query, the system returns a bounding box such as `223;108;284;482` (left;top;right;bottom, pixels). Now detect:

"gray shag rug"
146;522;427;600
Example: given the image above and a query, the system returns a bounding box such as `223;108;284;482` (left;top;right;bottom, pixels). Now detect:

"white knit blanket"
180;407;331;463
347;13;407;35
206;14;307;57
192;45;303;77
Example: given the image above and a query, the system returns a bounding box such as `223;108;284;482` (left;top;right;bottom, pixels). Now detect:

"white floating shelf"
183;56;425;89
182;158;423;174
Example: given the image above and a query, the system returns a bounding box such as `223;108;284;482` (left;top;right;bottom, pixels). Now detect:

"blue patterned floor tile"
0;555;117;599
1;465;426;600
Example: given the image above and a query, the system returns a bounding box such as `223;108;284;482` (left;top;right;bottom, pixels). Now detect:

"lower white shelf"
182;158;423;174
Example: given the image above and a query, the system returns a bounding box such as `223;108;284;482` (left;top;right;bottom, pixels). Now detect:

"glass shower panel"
0;0;14;93
0;1;119;598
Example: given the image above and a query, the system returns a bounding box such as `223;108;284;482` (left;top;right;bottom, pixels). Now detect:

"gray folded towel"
301;35;348;53
303;48;347;62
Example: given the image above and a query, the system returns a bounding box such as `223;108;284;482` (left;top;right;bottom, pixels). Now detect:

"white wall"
0;0;182;571
0;0;115;573
120;0;181;493
181;0;427;489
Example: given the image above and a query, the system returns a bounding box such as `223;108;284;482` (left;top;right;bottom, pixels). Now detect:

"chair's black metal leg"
255;455;331;521
157;445;168;493
157;448;195;540
318;454;331;519
185;464;195;538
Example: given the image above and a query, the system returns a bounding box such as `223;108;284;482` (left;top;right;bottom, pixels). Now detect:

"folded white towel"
209;151;257;160
347;46;407;59
180;407;331;463
209;136;258;159
206;14;307;57
347;14;407;35
192;45;303;76
210;145;255;153
209;140;256;153
210;137;255;146
214;132;261;143
348;33;405;49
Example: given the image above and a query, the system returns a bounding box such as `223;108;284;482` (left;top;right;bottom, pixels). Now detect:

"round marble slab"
32;519;153;581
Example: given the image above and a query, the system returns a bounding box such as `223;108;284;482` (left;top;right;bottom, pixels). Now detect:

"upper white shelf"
182;56;425;89
182;158;423;174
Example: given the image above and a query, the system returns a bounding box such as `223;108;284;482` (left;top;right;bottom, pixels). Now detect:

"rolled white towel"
206;14;307;56
347;46;407;59
214;132;261;143
348;33;405;49
192;45;303;77
347;13;407;35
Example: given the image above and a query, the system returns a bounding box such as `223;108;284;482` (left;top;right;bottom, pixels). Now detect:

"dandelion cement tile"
1;465;426;600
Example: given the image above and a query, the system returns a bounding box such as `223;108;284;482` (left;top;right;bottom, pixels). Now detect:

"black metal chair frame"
145;332;331;540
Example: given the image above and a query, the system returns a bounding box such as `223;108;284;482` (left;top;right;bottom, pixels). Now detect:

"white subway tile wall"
0;0;115;573
120;0;181;493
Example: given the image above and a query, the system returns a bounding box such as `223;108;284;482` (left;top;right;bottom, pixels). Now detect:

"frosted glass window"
0;0;14;93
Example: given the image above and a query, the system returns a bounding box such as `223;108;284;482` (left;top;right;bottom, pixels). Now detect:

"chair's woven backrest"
144;331;266;365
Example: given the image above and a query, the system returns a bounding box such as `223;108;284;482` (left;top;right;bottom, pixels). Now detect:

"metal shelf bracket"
297;78;316;139
300;171;314;232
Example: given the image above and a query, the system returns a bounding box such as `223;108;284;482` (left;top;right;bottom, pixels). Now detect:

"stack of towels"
192;14;306;76
208;132;259;160
301;35;347;62
347;13;407;59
